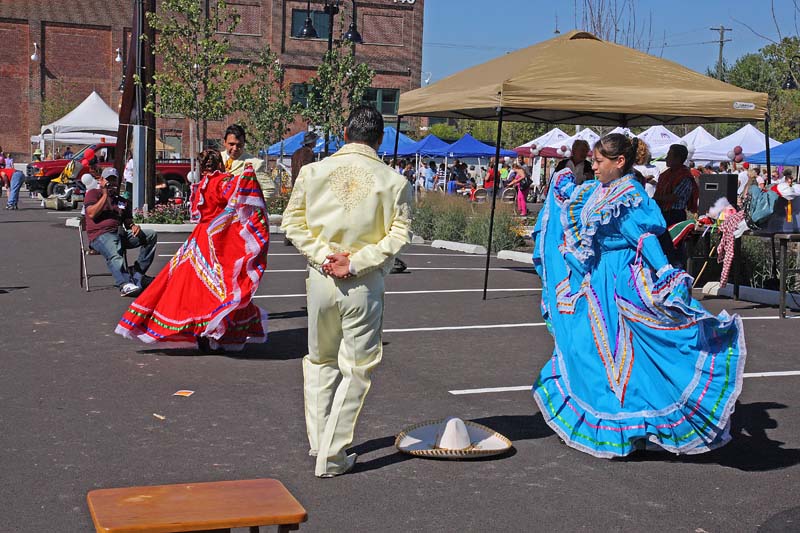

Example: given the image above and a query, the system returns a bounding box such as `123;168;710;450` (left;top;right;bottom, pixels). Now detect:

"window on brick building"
291;83;310;107
290;10;331;39
363;88;400;116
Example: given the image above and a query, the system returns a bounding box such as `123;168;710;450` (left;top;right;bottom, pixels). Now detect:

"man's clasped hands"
323;252;353;279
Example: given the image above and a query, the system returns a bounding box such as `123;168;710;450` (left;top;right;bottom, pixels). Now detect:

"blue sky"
421;0;799;83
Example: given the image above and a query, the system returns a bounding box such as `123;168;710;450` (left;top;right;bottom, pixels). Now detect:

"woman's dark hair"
224;124;246;143
595;133;638;174
199;149;224;173
345;105;384;146
429;161;437;170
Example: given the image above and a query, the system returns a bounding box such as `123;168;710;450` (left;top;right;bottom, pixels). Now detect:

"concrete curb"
497;250;533;264
65;217;284;234
706;282;800;311
411;234;425;244
430;239;487;255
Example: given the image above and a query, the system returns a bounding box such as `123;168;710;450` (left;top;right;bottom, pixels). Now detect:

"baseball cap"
101;167;119;180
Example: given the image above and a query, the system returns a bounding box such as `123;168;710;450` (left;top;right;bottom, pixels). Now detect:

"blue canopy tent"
377;126;415;157
747;137;800;166
398;134;449;157
267;131;305;157
438;133;517;158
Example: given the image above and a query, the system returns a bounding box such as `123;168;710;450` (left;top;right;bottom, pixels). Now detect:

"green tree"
144;0;240;161
428;122;458;140
457;119;549;150
236;46;299;157
301;17;374;152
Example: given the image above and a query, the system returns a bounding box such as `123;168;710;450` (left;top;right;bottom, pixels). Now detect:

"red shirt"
84;188;124;242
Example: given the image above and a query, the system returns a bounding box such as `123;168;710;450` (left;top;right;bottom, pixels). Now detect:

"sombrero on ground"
395;417;512;459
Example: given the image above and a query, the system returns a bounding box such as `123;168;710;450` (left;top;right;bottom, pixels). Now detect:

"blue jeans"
7;170;23;206
90;228;158;287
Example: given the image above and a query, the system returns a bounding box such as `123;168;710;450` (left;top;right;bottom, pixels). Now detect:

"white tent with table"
514;127;571;155
691;124;781;163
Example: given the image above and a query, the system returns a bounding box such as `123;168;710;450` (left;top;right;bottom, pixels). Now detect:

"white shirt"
634;164;660;198
737;170;749;195
566;159;589;184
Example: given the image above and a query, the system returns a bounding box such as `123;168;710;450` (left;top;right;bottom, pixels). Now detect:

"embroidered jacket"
281;143;413;276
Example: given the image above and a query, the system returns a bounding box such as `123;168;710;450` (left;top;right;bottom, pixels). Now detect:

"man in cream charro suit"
220;124;276;197
281;105;412;478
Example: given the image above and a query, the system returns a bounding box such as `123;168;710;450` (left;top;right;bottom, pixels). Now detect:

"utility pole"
710;24;732;80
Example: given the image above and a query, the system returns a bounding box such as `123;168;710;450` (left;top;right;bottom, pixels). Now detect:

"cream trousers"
303;267;385;476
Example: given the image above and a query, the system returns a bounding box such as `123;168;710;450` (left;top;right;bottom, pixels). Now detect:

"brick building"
0;0;424;160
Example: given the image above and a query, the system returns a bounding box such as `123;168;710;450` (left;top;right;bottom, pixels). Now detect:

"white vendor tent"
515;127;571;155
609;126;634;137
569;127;600;148
40;91;119;138
691;124;781;162
681;126;717;152
637;125;681;158
31;132;116;147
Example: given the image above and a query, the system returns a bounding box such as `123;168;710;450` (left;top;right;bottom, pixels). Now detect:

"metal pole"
765;110;772;184
392;114;402;165
482;107;505;300
323;1;336;158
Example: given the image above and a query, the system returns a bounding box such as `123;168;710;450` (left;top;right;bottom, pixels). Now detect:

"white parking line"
448;371;800;395
385;322;545;333
254;288;541;299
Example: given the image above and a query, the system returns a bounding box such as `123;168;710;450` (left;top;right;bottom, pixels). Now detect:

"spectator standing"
737;162;750;197
63;146;74;159
633;142;660;198
291;132;318;186
554;139;593;185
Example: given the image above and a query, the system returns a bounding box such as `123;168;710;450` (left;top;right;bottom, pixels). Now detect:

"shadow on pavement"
759;505;800;532
137;327;308;360
0;286;29;293
471;413;551;442
623;402;800;471
269;309;308;320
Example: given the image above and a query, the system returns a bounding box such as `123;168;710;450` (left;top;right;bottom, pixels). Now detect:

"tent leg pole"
765;110;772;181
392;115;402;166
483;107;505;301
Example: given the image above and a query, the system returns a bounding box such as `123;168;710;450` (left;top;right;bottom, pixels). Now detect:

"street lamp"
30;42;39;61
782;55;800;90
300;0;364;157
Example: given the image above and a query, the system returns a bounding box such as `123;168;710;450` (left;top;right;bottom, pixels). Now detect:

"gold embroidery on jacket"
329;166;375;212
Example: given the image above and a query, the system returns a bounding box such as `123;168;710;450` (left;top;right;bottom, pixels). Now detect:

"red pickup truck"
26;143;192;198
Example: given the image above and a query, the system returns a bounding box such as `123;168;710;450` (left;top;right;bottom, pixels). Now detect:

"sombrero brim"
395;419;512;459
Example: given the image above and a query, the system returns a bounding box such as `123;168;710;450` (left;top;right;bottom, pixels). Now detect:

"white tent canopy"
568;127;600;148
691;124;781;162
637;125;682;158
681;126;717;152
40;91;119;137
31;132;116;147
609;126;634;137
516;127;571;151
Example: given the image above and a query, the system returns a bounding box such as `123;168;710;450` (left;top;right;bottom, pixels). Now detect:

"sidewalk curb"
65;217;284;234
430;239;487;255
705;282;800;310
497;250;533;264
411;234;425;244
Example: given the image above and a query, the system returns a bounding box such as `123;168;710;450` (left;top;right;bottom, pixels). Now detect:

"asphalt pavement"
1;194;799;532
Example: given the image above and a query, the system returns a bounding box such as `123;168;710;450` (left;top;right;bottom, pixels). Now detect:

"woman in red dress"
116;149;270;352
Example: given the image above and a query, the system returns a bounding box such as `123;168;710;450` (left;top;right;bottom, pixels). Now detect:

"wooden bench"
87;478;307;533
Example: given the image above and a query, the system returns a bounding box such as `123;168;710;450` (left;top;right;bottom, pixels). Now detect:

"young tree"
144;0;240;170
236;46;300;158
301;16;374;155
573;0;654;52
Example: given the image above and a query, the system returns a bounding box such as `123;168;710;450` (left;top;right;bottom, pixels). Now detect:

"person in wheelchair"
84;168;158;297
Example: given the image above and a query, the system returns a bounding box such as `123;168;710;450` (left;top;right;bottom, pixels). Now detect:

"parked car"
26;143;192;198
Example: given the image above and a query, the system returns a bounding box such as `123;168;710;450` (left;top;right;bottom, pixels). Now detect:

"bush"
411;193;525;251
265;194;290;215
132;203;189;224
464;204;525;252
739;235;799;292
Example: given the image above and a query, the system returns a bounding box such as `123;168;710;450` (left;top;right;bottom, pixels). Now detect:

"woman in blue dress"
532;133;746;458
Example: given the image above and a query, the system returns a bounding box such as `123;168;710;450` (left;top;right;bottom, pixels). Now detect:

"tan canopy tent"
399;31;767;126
395;30;770;299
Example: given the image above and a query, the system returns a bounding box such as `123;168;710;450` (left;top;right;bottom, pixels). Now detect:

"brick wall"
0;0;423;160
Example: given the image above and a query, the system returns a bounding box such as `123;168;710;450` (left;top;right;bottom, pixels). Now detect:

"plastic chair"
472;188;488;203
500;187;517;204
